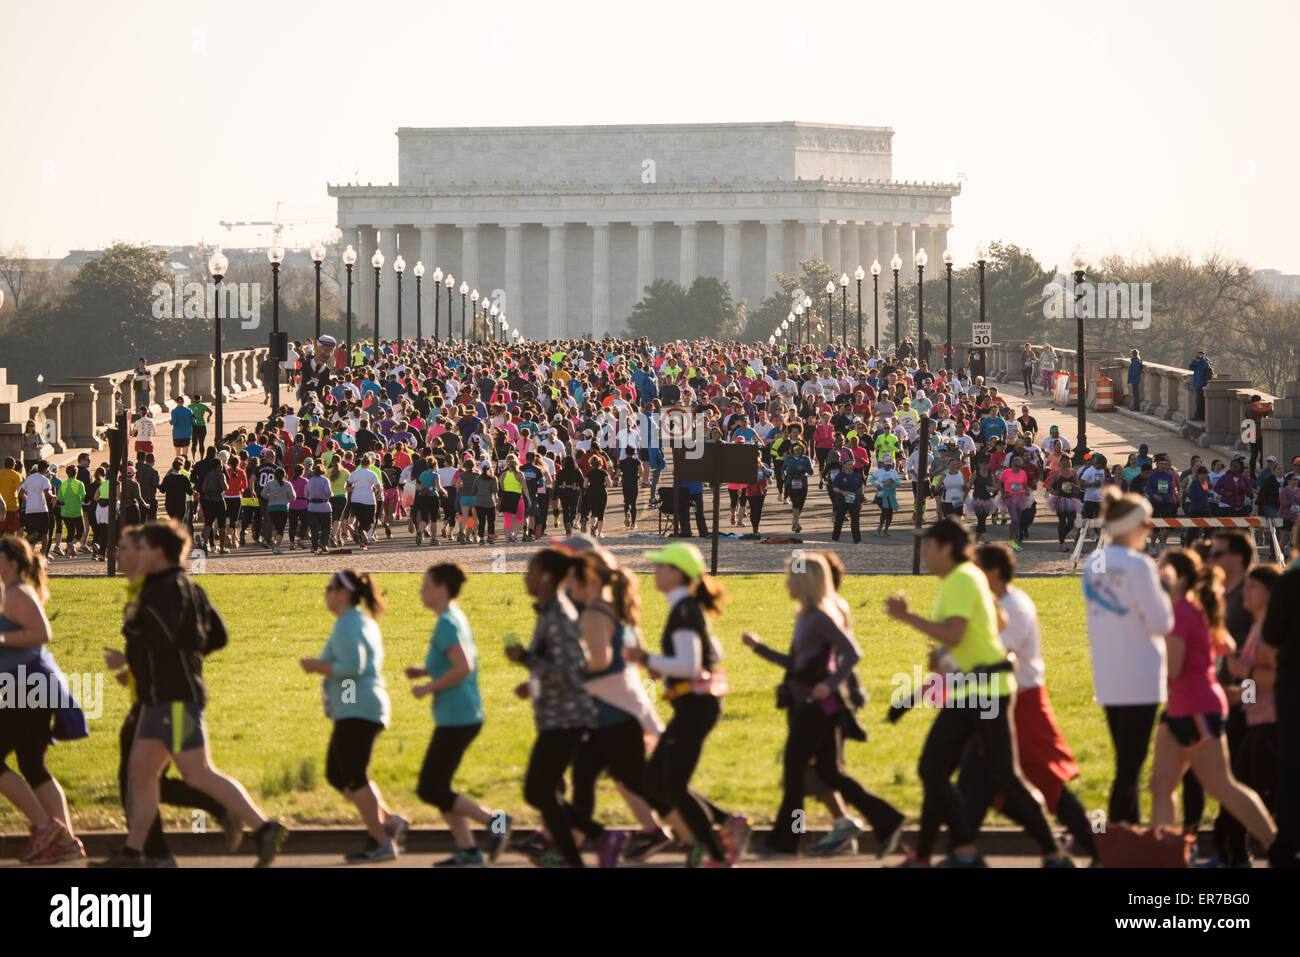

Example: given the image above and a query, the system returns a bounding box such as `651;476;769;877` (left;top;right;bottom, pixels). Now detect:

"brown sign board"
672;443;759;484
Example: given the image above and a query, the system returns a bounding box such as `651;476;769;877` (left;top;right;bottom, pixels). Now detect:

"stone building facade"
328;121;959;340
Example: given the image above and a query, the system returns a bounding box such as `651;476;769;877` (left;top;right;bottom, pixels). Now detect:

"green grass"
7;572;1144;831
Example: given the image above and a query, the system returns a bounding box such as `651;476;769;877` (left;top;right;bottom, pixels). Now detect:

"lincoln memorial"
328;121;959;340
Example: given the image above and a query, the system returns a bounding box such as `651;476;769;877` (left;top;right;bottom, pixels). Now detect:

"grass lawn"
6;571;1148;832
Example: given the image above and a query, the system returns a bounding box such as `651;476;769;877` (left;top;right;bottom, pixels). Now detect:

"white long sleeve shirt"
1083;545;1175;705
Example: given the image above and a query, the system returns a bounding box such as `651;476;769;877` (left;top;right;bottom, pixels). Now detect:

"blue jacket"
1189;356;1211;389
1127;358;1143;384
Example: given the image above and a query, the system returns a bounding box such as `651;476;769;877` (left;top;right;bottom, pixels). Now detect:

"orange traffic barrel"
1068;373;1079;407
1096;376;1114;411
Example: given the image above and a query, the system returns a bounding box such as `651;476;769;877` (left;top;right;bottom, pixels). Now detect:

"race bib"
1061;483;1073;493
1009;482;1023;494
789;479;804;489
1291;503;1299;514
844;492;856;504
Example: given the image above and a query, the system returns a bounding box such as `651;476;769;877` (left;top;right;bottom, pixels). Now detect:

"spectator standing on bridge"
1040;344;1057;394
1247;396;1272;479
1189;350;1212;422
132;358;151;410
1127;349;1144;412
1020;343;1036;396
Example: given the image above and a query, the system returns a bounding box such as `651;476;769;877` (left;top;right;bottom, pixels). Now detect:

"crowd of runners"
3;334;1296;561
0;333;1297;868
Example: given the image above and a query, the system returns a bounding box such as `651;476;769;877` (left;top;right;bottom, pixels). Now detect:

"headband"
1106;497;1153;537
333;570;356;592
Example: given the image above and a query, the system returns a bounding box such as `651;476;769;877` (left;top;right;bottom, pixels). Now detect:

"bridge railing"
0;347;269;463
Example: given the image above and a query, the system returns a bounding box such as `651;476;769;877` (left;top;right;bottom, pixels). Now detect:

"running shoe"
683;842;704;869
20;819;67;862
1009;541;1022;550
345;838;397;864
508;828;551;858
143;852;179;868
622;827;673;863
807;817;862;857
720;815;752;866
893;849;931;868
485;811;514;862
89;848;144;868
385;813;410;852
793;522;802;533
936;853;989;868
221;814;244;853
31;833;86;865
595;829;629;869
877;815;906;859
529;849;572;868
271;546;282;555
254;820;289;868
434;848;486;868
749;841;797;861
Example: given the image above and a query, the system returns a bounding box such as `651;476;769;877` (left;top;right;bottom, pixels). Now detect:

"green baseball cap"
643;542;706;580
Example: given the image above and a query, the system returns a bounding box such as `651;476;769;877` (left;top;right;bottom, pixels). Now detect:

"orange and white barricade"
1071;516;1286;570
1052;371;1071;406
1095;376;1114;411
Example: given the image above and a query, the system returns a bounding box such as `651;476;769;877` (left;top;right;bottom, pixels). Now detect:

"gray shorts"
137;701;207;753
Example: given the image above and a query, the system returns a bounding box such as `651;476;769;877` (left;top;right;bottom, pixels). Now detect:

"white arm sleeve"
1133;558;1175;637
646;630;703;679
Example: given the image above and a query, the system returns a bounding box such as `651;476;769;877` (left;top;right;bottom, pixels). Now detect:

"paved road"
43;385;1245;579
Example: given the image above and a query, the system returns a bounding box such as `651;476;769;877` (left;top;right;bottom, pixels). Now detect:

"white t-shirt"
19;473;52;513
1080;466;1106;502
1083;545;1175;705
282;414;300;438
941;471;966;505
999;586;1046;690
347;467;382;505
133;418;156;441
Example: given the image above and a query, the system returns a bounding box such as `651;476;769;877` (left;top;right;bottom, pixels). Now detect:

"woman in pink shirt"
997;455;1032;550
1149;550;1276;852
812;412;835;489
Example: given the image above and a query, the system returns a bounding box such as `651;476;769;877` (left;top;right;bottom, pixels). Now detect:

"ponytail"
692;571;729;616
332;568;385;617
0;535;49;604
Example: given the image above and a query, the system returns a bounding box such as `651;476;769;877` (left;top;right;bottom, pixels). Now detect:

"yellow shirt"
932;561;1012;699
0;469;21;511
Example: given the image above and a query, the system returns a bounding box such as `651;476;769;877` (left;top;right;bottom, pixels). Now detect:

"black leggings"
832;502;862;543
475;506;496;538
523;727;586;867
1218;722;1277;865
559;489;579;530
1057;510;1077;543
120;701;224;859
308;511;330;551
747;495;764;533
1103;703;1158;826
0;703;54;787
768;704;903;853
917;696;1058;857
644;694;727;862
325;718;383;793
568;719;648;840
957;735;1096;858
416;722;482;814
351;502;376;537
622;482;638;524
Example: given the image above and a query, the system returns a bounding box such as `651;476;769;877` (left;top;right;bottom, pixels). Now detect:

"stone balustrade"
0;347;269;464
980;341;1297;463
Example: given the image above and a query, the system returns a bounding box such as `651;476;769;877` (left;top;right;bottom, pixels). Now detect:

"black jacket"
123;567;228;707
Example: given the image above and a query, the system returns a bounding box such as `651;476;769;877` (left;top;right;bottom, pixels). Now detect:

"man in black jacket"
93;521;288;868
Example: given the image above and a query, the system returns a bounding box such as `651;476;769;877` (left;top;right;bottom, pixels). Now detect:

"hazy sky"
3;0;1296;272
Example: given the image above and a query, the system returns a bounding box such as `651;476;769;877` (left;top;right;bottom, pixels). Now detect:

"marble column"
634;222;656;304
930;226;948;269
843;223;860;276
547;223;566;339
721;221;743;300
419;226;438;340
896;224;915;275
377;227;398;339
461;224;480;293
763;221;785;295
914;227;931;273
861;223;879;270
590;222;611;338
824;221;842;272
877;224;896;270
677;221;698;287
503;224;524;336
803;221;824;262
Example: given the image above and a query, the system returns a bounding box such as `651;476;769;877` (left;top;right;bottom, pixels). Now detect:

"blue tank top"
586;607;636;727
0;613;40;669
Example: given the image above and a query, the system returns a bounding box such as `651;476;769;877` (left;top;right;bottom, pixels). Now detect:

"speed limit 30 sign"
971;323;992;346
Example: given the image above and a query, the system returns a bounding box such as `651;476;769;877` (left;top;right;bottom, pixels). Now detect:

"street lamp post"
459;281;468;341
394;254;405;352
838;273;849;346
268;243;284;410
490;304;499;344
915;248;927;359
310;241;326;341
413;261;424;347
432;267;443;342
209;247;228;442
943;249;953;373
470;288;480;342
1071;245;1090;464
343;245;356;362
976;241;989;386
371;248;384;363
802;295;812;347
444;273;454;343
853;266;865;351
793;303;804;346
890;253;902;350
824;280;835;347
871;260;881;350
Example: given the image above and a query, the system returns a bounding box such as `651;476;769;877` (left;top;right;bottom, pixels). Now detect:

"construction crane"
218;202;332;248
